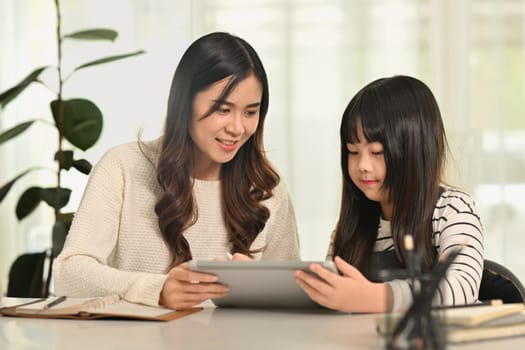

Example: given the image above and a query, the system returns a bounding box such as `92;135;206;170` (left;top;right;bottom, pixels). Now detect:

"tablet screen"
188;260;338;308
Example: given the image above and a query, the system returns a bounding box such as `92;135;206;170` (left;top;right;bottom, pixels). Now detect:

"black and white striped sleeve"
431;189;484;306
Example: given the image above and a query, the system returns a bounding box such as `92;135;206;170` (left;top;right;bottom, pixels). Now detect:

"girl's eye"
217;107;230;115
347;150;358;156
245;110;258;117
372;151;384;156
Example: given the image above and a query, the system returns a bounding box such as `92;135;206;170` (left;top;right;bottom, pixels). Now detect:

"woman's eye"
245;110;258;117
347;151;358;156
372;151;384;156
217;107;230;115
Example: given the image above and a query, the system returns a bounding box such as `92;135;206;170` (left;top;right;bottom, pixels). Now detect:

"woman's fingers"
178;280;229;294
161;262;232;310
169;263;219;284
231;252;252;261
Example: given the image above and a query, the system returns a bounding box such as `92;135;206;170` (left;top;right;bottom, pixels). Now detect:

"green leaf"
72;50;145;72
72;159;92;175
52;221;69;257
57;212;75;226
63;28;118;42
51;98;103;151
0;120;36;145
40;187;72;210
0;66;49;108
54;150;74;170
0;170;32;203
16;186;43;220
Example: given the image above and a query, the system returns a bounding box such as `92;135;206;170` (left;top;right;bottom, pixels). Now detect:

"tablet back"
188;260;337;308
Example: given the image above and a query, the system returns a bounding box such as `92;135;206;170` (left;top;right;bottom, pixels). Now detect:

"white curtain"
2;0;525;291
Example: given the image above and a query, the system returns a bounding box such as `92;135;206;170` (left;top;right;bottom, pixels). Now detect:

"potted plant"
0;0;144;297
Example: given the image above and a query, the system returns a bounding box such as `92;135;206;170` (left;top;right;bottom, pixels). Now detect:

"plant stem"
54;0;63;221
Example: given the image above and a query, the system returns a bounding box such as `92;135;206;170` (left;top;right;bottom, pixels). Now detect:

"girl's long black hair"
333;75;447;274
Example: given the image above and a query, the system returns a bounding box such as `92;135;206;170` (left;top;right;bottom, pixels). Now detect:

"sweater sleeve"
259;179;301;260
387;189;484;311
53;147;167;307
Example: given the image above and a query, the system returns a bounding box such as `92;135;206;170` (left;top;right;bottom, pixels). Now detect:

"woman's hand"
230;252;252;261
294;256;390;313
159;262;229;310
213;252;253;261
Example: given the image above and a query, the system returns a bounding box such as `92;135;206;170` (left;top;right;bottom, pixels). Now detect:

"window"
2;0;525;289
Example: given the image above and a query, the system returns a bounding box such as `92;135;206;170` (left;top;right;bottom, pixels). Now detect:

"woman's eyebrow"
212;100;261;108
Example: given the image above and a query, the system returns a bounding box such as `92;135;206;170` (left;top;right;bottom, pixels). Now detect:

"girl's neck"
380;201;393;221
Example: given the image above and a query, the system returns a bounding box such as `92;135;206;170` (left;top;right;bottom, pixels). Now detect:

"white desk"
1;298;524;350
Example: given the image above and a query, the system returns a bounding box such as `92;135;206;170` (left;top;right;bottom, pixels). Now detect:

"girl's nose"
357;154;372;173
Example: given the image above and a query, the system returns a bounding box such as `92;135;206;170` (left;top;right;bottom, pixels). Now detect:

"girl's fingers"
295;272;332;308
295;269;332;296
333;256;362;279
307;263;339;286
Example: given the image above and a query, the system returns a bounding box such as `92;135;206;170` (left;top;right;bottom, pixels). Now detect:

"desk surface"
1;298;524;350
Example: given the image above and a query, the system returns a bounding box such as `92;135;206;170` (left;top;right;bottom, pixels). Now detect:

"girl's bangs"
342;99;384;144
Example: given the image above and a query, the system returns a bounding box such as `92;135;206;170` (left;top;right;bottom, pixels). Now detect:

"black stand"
380;248;462;350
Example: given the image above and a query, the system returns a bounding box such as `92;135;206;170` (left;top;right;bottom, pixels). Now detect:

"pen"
43;296;67;309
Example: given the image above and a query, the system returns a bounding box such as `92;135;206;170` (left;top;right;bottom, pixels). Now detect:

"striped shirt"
329;188;484;312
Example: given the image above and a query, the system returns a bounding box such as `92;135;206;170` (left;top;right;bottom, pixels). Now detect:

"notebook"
447;310;525;343
441;302;525;327
0;294;201;321
375;302;525;343
188;260;338;308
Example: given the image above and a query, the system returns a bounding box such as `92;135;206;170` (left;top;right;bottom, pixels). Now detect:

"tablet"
187;260;338;308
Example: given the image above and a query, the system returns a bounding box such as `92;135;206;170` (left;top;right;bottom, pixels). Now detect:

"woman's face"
190;73;262;180
346;121;393;219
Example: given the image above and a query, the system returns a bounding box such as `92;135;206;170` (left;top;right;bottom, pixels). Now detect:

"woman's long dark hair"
333;75;447;274
155;32;278;268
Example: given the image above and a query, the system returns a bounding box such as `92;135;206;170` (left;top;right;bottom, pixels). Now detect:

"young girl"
295;75;483;313
54;32;300;310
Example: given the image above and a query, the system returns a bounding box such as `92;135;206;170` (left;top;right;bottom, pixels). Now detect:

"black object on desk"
378;245;463;350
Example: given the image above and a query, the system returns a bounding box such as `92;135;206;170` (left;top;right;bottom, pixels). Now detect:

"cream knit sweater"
53;139;300;306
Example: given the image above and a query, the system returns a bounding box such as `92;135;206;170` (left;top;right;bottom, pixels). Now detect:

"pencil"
43;295;67;309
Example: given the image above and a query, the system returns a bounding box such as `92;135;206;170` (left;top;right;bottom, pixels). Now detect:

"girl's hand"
294;256;390;313
159;262;229;310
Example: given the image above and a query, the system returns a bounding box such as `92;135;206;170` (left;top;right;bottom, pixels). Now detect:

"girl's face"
346;122;393;219
190;73;262;180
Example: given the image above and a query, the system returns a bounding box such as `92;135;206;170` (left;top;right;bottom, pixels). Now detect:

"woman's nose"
225;114;243;136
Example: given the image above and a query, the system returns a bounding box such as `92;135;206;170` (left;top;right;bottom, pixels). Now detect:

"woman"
54;32;300;310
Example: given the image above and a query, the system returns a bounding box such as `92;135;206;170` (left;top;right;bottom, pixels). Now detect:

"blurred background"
1;0;524;292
